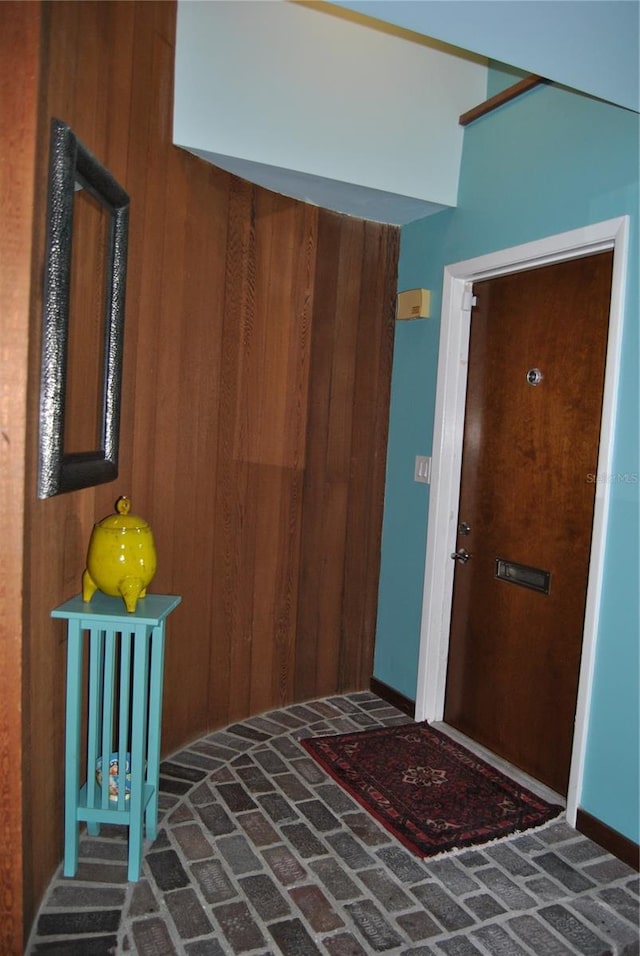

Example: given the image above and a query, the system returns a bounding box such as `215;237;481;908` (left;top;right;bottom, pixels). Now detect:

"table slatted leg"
116;630;132;812
145;622;166;840
127;624;151;881
98;629;117;817
86;628;104;831
63;620;83;877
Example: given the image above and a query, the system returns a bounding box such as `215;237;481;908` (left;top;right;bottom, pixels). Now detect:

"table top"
51;592;182;625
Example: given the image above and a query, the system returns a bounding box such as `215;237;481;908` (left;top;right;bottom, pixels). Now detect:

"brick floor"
26;693;639;955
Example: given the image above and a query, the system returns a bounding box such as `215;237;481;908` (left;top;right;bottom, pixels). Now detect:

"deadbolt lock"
451;548;471;564
458;521;471;535
526;368;543;386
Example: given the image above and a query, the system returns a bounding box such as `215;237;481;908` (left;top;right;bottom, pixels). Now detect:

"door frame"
415;216;629;823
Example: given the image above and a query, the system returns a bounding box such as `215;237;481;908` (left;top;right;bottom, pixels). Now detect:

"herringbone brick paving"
27;693;639;955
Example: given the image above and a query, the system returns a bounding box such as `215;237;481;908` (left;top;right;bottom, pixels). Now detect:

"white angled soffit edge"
180;148;450;226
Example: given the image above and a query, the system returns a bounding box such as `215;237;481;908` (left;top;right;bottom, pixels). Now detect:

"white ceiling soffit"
174;0;489;225
329;0;640;114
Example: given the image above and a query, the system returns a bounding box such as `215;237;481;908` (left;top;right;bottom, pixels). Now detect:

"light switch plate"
414;455;431;484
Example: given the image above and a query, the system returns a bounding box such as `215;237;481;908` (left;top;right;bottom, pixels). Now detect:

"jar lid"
96;496;151;531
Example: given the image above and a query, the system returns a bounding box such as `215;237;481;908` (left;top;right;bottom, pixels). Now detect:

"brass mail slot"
495;558;551;595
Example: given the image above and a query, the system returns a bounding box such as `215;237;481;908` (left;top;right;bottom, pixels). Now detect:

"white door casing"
415;217;629;823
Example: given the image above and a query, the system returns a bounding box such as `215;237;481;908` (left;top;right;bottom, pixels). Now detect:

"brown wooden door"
443;251;613;795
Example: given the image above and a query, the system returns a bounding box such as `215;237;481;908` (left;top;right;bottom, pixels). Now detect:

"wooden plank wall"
16;0;399;941
0;5;41;952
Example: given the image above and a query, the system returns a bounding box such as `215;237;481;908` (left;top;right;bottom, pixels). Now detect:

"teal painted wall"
374;79;639;842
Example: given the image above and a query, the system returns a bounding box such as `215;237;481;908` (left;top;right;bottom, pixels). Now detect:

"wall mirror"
38;118;130;498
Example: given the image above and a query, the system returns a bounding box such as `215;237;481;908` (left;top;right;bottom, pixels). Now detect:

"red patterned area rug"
301;722;563;858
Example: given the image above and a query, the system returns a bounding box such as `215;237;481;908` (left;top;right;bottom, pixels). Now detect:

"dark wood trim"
459;75;546;127
576;809;639;872
370;677;415;719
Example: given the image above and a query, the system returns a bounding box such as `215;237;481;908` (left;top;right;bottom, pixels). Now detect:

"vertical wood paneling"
0;5;41;948
340;224;399;684
162;154;230;747
211;178;256;726
319;217;365;692
12;1;399;942
295;213;399;699
65;189;109;454
295;211;343;700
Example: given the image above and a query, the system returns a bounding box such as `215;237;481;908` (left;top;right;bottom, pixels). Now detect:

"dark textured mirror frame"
37;118;130;499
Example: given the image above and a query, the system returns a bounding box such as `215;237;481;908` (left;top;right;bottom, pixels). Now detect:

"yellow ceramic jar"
82;496;157;613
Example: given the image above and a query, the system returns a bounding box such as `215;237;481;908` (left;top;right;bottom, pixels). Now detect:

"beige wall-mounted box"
396;288;430;320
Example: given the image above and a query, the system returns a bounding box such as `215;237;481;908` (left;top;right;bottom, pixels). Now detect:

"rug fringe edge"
421;811;567;862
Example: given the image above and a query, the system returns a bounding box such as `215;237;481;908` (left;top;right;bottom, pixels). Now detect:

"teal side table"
53;592;181;882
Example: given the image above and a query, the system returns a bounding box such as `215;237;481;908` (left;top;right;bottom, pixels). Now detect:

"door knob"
451;548;471;564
